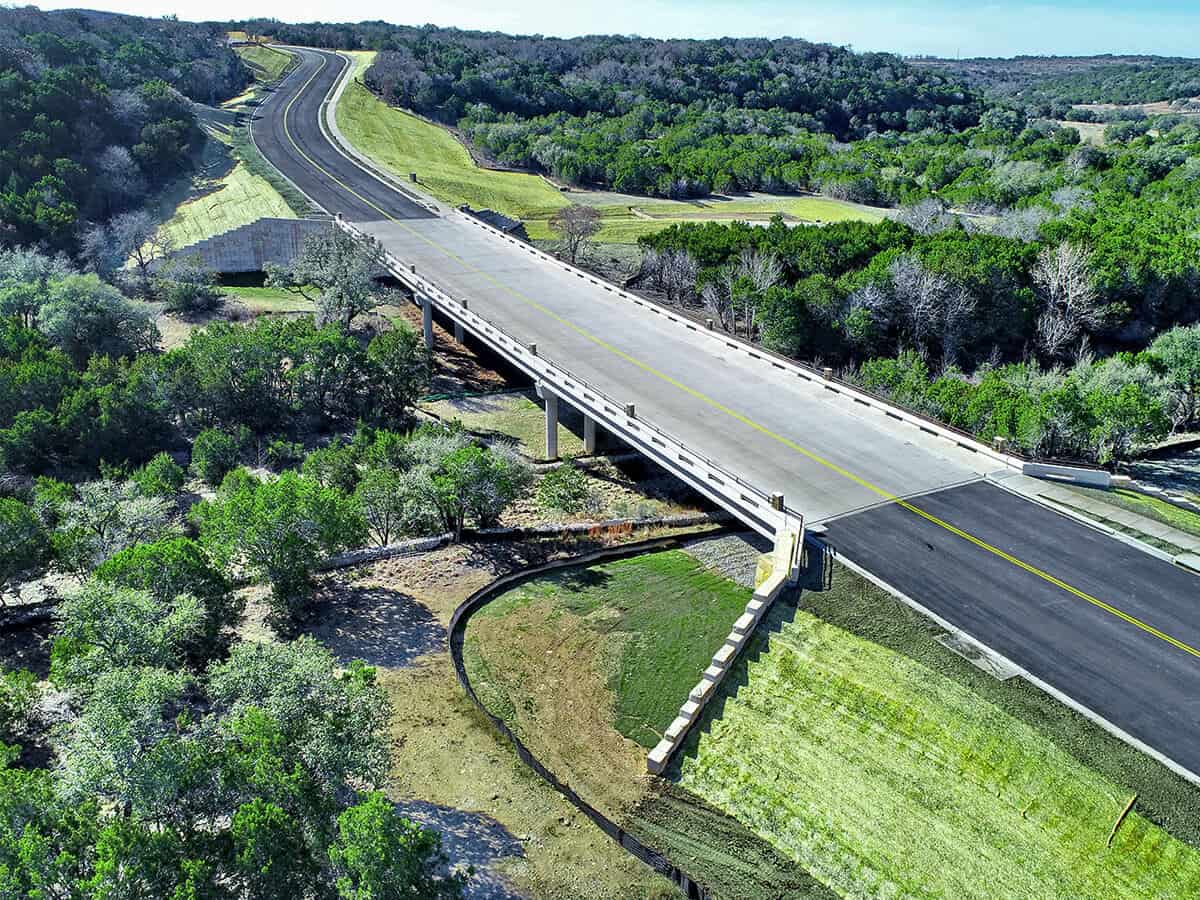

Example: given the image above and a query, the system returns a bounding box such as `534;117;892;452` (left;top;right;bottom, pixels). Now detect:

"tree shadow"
0;613;54;678
392;799;526;899
457;539;584;577
306;584;446;668
1130;451;1200;496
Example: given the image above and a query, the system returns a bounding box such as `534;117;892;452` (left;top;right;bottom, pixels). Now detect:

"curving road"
251;47;1200;782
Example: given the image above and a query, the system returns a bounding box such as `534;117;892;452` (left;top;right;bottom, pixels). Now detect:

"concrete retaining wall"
1022;461;1112;488
646;528;801;775
319;533;453;569
164;217;331;273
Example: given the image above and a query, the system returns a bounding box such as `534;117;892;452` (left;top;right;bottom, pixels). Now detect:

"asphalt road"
252;46;1200;780
825;480;1200;775
249;49;432;221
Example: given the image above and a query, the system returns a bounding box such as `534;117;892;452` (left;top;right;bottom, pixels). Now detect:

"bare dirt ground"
300;539;684;899
393;302;520;396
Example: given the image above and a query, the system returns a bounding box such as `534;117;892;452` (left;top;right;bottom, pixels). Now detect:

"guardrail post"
770;492;785;511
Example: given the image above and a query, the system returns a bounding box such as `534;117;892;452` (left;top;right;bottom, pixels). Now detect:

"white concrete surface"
360;214;1000;524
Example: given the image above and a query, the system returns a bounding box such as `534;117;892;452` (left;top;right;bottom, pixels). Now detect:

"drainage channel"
447;532;723;900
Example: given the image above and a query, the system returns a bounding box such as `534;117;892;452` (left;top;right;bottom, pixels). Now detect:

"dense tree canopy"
0;7;251;250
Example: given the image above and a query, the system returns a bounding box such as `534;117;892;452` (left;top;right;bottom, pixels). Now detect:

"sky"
26;0;1200;58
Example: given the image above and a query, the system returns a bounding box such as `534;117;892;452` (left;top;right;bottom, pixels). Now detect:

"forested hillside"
366;30;983;196
912;55;1200;116
0;7;250;250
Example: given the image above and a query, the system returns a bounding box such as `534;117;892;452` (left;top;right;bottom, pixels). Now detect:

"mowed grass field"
335;52;883;243
678;602;1200;898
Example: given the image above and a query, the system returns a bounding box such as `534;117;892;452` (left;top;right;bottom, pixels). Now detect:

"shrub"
51;480;174;576
36;274;158;366
0;666;38;746
131;452;186;498
50;581;202;692
95;536;240;663
157;256;223;313
192;471;365;631
191;428;240;486
365;326;430;425
266;438;305;471
301;439;360;493
1;498;45;602
536;464;591;513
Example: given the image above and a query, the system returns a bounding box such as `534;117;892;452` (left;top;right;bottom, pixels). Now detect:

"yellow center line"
277;49;1200;662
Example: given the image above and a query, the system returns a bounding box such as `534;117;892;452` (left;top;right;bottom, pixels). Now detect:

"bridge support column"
453;321;464;343
420;294;434;350
583;415;597;455
536;383;559;460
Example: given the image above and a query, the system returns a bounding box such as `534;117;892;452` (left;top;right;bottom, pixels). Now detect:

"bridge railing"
336;218;801;539
447;210;1110;483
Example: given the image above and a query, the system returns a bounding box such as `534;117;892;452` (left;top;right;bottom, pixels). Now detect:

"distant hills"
909;55;1200;108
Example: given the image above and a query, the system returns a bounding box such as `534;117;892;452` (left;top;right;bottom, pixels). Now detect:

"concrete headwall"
1022;461;1112;488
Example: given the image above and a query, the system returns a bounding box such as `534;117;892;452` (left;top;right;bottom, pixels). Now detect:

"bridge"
250;47;1200;783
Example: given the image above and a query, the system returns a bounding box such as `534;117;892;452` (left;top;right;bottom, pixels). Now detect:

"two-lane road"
251;47;1200;781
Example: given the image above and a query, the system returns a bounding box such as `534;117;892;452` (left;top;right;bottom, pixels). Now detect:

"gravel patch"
679;532;770;588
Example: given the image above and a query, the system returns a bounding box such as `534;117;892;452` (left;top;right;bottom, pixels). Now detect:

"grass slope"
336;55;568;220
236;44;292;83
335;53;883;243
679;601;1200;899
146;48;301;253
157;158;296;249
474;550;751;749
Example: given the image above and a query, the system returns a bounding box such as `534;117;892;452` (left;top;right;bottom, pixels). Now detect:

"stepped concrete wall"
164;217;331;274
